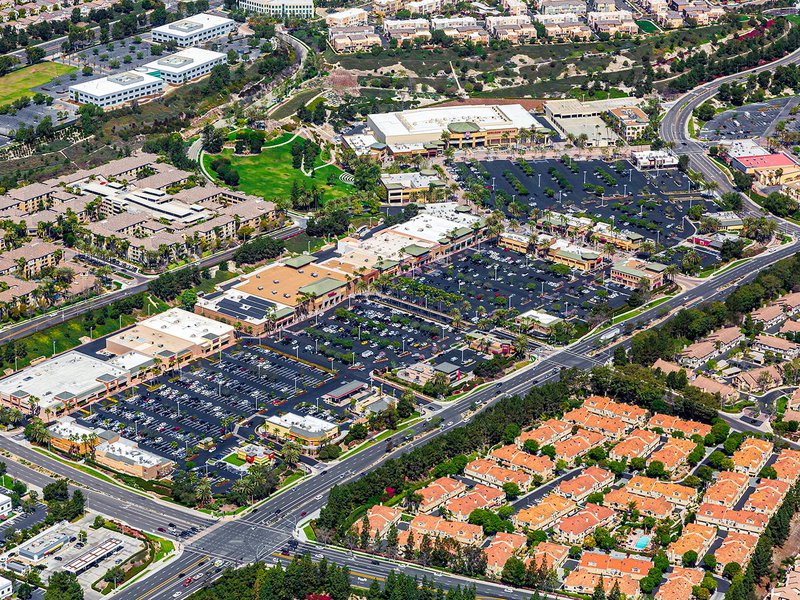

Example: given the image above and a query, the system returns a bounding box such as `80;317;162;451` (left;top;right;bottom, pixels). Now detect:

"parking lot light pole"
583;171;587;185
538;174;541;188
493;265;498;280
508;294;515;309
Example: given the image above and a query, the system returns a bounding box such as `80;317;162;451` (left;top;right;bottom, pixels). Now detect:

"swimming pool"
634;535;651;550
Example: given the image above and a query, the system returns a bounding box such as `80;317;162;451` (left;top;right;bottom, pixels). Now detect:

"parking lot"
381;243;632;325
453;158;714;251
699;97;799;141
73;341;347;492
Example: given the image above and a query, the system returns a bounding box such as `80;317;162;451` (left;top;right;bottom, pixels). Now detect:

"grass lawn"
303;524;316;541
568;87;628;101
284;232;325;255
144;533;175;562
777;395;788;418
223;453;246;467
278;469;306;490
270;88;322;120
203;133;353;204
636;20;659;33
0;62;76;107
194;270;236;295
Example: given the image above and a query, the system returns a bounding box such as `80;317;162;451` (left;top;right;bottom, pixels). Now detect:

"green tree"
503;482;521;500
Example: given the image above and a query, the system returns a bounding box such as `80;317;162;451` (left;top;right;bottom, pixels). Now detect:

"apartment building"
555;466;614;501
702;471;750;507
647;437;696;473
564;570;641;599
562;406;627;439
733;364;783;393
714;532;758;575
383;18;432;42
752;334;800;359
485;532;528;577
744;479;790;516
554;429;607;465
666;523;716;565
406;514;484;546
773;448;800;484
538;0;586;14
655;568;705;600
516;418;572;448
627;476;696;509
330;26;382;52
486;15;537;42
417;476;467;513
237;0;315;18
490;444;554;479
583;395;647;426
732;437;773;476
578;551;654;580
647;414;712;438
696;503;769;535
752;303;786;328
587;10;639;34
503;0;528;14
513;492;577;530
605;488;674;520
325;7;368;26
609;429;660;461
445;484;505;521
353;505;403;537
554;503;616;545
530;542;570;571
406;0;452;14
465;458;533;491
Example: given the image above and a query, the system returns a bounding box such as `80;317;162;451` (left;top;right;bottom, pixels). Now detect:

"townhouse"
503;0;528;14
690;375;739;404
752;334;800;359
772;448;800;484
555;466;614;502
465;458;533;492
647;437;697;474
554;429;607;466
383;18;432;42
554;503;616;545
752;303;786;328
743;479;790;516
563;406;627;439
417;476;467;513
354;505;403;537
731;437;773;476
733;365;783;393
627;476;696;510
604;488;674;520
485;15;537;43
587;10;639;36
490;444;554;479
702;471;750;507
445;484;505;521
655;568;705;600
578;552;654;580
666;523;717;565
583;395;647;426
513;492;577;531
714;532;758;575
406;514;484;546
485;532;528;577
647;414;712;439
695;503;769;535
0;241;62;278
530;541;570;571
777;291;800;316
564;570;641;600
678;325;743;368
610;429;660;461
516;418;572;448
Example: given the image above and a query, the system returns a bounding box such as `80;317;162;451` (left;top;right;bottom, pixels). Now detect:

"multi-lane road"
78;232;796;600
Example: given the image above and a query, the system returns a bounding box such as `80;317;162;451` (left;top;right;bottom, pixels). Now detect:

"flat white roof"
390;204;481;244
265;412;337;434
151;13;233;38
0;351;129;409
69;70;162;97
369;104;537;140
144;47;226;74
139;307;234;344
97;438;171;467
519;309;563;325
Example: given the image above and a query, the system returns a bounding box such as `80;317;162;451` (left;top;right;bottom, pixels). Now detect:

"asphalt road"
107;235;800;600
659;43;800;235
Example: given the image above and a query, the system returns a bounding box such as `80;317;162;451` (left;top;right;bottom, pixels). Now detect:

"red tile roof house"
563;407;628;440
555;466;615;502
654;567;705;600
445;484;505;521
605;488;674;520
772;448;800;484
713;532;759;575
417;476;467;513
408;513;484;546
563;569;641;599
753;334;800;359
610;429;661;461
702;471;750;507
751;303;786;328
579;551;654;580
646;413;712;438
553;503;617;545
485;532;528;577
647;437;697;476
695;503;769;535
352;504;403;538
554;429;607;466
627;476;696;509
731;437;774;476
583;395;647;426
666;522;717;565
464;458;533;492
529;541;570;572
743;479;791;516
516;418;572;448
490;444;554;479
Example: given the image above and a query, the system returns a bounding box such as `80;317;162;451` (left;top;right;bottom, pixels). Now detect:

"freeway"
110;237;800;600
659;43;800;235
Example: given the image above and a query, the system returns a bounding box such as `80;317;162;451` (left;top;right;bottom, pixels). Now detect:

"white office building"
0;576;10;600
237;0;315;18
144;47;226;84
0;494;11;518
151;13;235;47
69;71;164;109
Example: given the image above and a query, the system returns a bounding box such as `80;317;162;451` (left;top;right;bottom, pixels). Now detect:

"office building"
144;47;226;84
69;71;165;109
151;13;235;46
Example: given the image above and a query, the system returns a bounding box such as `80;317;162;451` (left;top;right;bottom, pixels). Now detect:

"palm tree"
450;308;463;329
26;418;50;446
196;476;213;507
282;441;301;468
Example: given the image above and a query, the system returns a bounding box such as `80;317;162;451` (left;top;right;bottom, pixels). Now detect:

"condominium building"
325;7;369;27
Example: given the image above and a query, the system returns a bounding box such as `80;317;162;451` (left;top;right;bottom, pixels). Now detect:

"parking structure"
453;157;718;251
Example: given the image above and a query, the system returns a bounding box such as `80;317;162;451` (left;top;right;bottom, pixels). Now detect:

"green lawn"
194;270;236;294
636;20;659;33
203;133;353;204
283;233;326;255
270;88;322;120
223;453;246;467
0;62;76;107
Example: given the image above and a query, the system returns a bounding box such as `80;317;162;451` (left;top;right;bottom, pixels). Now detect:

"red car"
183;578;193;587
